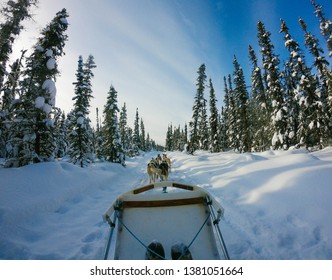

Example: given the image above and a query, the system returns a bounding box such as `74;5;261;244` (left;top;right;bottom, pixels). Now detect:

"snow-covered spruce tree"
132;108;140;155
183;122;188;149
165;123;173;151
5;8;68;167
0;50;26;158
219;106;227;151
140;118;146;151
0;0;37;158
189;63;207;153
257;21;288;150
232;55;250;152
0;0;37;91
199;97;209;150
208;78;220;152
180;125;188;151
220;76;230;150
144;133;150;151
119;102;129;154
94;107;104;159
300;18;332;145
173;125;180;151
311;0;332;56
280;19;325;149
248;45;270;151
126;126;135;157
224;75;238;151
101;85;124;164
53;108;67;158
68;55;96;167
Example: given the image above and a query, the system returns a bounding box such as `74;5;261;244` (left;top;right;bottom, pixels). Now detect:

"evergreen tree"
281;19;324;149
225;74;238;151
219;106;227;151
165;123;173;151
5;8;68;167
132;108;140;154
95;107;104;159
68;55;96;167
257;21;288;150
173;125;181;151
311;0;332;56
145;133;151;151
54;109;67;158
101;85;124;164
183;122;188;147
300;18;332;145
0;50;26;158
248;45;269;151
119;102;129;153
0;0;37;91
199;98;209;150
232;55;250;152
189;63;207;153
208;78;220;152
220;76;230;150
126;126;135;157
140;118;146;151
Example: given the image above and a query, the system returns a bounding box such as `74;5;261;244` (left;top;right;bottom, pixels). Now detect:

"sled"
102;181;230;260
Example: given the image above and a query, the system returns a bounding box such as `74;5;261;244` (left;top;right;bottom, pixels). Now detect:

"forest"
165;0;332;155
0;0;332;168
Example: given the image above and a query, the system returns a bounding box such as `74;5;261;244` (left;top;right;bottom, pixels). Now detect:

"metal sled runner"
103;181;230;260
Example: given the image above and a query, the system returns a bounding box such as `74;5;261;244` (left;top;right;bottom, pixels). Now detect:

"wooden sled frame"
103;181;230;260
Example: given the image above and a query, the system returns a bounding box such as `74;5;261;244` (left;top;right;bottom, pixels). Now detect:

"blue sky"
9;0;332;144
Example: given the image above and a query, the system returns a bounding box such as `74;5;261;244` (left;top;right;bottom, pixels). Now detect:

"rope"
115;211;167;260
176;211;211;260
115;209;212;260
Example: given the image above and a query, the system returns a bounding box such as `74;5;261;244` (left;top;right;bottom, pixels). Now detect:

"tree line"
0;0;161;168
165;0;332;154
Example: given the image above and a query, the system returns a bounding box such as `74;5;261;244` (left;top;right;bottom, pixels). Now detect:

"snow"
1;148;332;260
60;17;68;25
77;116;84;125
35;45;44;52
34;96;45;109
42;103;52;114
42;79;56;106
35;97;52;114
275;108;283;121
45;49;53;57
46;58;56;70
309;121;314;130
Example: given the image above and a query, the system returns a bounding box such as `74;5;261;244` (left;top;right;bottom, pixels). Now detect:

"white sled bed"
103;181;229;260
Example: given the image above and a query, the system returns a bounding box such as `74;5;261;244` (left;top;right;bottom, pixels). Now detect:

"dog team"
147;153;171;183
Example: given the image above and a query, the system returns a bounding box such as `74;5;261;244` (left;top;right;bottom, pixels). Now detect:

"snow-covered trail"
1;149;332;260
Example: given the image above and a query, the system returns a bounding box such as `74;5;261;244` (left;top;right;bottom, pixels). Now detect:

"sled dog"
150;160;169;181
163;154;171;172
147;159;158;183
